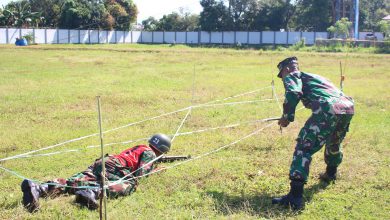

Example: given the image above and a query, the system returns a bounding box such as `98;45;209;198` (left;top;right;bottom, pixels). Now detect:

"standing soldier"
272;57;354;210
21;133;171;212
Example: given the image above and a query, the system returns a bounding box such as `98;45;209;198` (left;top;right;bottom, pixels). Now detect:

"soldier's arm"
134;150;156;177
282;73;303;122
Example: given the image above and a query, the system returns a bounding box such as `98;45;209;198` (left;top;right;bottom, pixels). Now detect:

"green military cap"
277;57;298;78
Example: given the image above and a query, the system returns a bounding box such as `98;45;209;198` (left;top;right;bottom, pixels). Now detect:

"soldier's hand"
278;117;290;127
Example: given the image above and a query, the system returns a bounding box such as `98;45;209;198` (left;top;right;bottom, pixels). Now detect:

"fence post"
19;28;22;38
222;31;224;44
123;30;126;43
163;31;165;44
152;31;154;44
314;32;317;45
68;29;71;44
106;30;109;44
273;31;276;48
185;31;187;44
78;29;81;44
57;28;59;44
234;31;236;44
33;28;36;44
260;31;263;45
286;31;289;46
141;31;143;43
247;31;250;45
97;29;100;44
198;31;201;45
44;28;47;44
88;29;91;44
6;26;9;44
131;31;133;43
300;31;303;42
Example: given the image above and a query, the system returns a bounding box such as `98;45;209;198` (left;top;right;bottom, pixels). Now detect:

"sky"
0;0;203;23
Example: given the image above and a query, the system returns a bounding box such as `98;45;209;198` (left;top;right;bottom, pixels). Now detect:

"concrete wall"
0;28;384;46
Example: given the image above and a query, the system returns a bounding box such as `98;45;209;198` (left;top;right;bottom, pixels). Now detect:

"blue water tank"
15;38;28;46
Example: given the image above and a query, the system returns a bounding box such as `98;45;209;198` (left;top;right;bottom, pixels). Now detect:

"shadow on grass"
205;180;330;218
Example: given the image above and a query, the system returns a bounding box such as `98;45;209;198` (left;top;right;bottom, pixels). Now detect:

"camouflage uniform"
49;148;156;198
282;71;354;182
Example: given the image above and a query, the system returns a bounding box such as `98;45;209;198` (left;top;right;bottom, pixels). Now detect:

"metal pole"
354;0;359;39
97;97;107;220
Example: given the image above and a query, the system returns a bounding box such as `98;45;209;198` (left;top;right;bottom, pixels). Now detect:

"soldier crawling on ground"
271;57;354;210
21;133;172;212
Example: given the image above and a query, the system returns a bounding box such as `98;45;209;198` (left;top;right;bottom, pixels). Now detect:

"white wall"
275;32;287;44
164;32;175;43
248;32;260;44
154;32;164;43
236;32;248;44
262;31;274;44
187;32;198;44
200;31;210;44
1;28;384;46
211;32;222;44
223;32;234;44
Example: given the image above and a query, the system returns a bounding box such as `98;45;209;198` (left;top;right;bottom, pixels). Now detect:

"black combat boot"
21;179;49;212
272;180;304;211
75;189;99;210
319;166;337;183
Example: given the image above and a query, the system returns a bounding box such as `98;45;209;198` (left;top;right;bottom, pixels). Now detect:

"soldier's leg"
289;113;337;182
321;114;353;181
74;156;137;209
273;113;337;210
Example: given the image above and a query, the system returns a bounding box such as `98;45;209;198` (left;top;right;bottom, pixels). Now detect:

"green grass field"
0;44;389;219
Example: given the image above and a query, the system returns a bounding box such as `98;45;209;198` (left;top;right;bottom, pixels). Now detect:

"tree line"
0;0;389;32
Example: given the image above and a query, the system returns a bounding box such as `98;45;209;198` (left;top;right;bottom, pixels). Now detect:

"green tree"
199;0;231;31
252;0;296;31
29;0;64;27
378;20;389;39
294;0;332;31
0;0;41;27
327;17;353;38
143;10;199;31
104;0;138;30
360;0;390;31
227;0;259;30
142;16;159;31
58;0;105;29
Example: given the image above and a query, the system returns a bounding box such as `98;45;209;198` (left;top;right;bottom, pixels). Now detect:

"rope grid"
0;84;291;190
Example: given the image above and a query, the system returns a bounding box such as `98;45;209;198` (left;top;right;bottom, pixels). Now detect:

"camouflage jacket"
282;71;354;122
133;150;156;177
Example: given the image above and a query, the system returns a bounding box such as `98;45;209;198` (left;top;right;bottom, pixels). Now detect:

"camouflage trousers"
289;113;353;182
50;156;138;198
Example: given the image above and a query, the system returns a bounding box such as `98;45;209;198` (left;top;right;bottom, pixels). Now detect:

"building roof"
383;15;390;20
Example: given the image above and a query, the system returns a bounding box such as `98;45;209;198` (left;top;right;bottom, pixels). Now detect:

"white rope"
203;86;272;105
193;99;274;109
171;108;192;143
130;121;278;180
0;107;191;162
0;86;272;162
272;85;283;114
7;116;280;160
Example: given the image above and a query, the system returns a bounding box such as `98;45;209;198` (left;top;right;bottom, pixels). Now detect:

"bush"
22;32;35;44
376;39;390;54
289;39;306;51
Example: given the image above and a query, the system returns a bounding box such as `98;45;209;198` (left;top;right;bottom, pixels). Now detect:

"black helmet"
148;133;171;153
277;56;298;78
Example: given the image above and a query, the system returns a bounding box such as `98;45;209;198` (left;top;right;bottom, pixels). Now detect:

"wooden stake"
339;61;344;92
97;96;107;220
